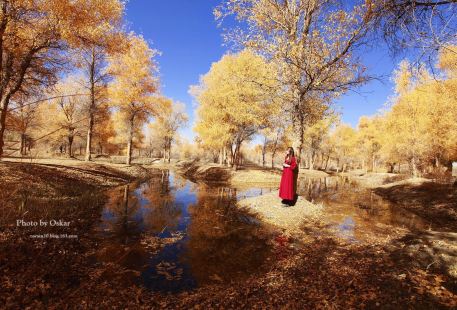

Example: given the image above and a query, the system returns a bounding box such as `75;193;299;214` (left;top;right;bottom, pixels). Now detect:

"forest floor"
0;158;153;196
0;158;456;308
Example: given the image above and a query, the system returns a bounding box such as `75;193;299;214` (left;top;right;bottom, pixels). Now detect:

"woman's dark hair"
287;147;294;157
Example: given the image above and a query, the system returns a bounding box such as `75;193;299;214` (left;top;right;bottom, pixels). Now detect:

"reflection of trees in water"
184;184;271;284
141;170;182;234
97;170;185;277
97;184;149;277
104;184;142;244
297;177;429;234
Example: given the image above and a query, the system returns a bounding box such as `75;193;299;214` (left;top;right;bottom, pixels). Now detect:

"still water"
95;170;275;292
298;176;431;241
94;170;430;292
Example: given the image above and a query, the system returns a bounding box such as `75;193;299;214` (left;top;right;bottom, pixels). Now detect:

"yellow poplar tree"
0;0;126;157
108;34;160;165
148;97;188;163
191;49;278;169
215;0;376;164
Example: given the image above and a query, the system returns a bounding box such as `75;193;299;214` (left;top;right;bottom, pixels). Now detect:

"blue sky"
125;1;400;142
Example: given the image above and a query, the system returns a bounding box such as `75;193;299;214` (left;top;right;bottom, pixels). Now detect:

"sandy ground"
237;191;323;233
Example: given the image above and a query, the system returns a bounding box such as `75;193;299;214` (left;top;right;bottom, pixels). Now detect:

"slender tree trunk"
294;98;306;169
371;154;376;172
85;49;97;162
262;136;267;167
167;140;171;163
0;96;10;157
271;150;277;169
297;129;304;169
85;115;94;161
411;156;418;177
126;115;135;165
223;145;228;166
324;155;330;171
68;136;73;158
233;140;242;170
20;133;26;155
309;152;315;170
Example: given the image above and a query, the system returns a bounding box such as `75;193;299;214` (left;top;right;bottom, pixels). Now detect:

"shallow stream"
93;169;432;292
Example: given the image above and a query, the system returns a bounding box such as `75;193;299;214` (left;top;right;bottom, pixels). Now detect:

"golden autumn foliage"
216;0;376;163
382;57;457;175
108;33;161;165
191;49;279;169
148;97;188;162
0;0;125;157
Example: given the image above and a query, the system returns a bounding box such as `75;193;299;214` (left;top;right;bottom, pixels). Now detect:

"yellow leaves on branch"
108;33;160;122
43;0;125;47
191;49;279;150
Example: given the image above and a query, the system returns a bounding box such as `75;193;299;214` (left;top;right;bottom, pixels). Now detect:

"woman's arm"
289;157;297;170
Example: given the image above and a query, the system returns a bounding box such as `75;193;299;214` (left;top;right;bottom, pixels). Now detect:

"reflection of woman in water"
279;147;297;206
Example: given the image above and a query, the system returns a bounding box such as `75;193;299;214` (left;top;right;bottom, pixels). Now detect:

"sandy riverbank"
237;190;323;233
0;158;154;199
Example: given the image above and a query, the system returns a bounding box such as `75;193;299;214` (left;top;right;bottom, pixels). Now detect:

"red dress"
279;156;297;200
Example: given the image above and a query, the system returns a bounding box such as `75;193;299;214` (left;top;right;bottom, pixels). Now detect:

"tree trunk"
309;152;315;170
229;144;235;167
411;156;418;177
223;145;228;166
68;136;73;158
126;115;135;165
233;140;242;170
85;49;97;162
324;155;330;171
20;133;26;155
371;154;376;172
0;96;10;157
167;140;171;163
85;115;94;161
271;150;277;169
294;100;305;169
388;163;395;173
262;136;267;167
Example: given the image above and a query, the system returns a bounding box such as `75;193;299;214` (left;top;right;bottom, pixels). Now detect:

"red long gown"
279;156;297;200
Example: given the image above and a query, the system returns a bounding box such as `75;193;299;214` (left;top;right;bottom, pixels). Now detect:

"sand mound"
237;190;322;232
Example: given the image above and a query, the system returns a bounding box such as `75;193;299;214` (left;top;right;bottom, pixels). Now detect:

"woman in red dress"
279;147;297;206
